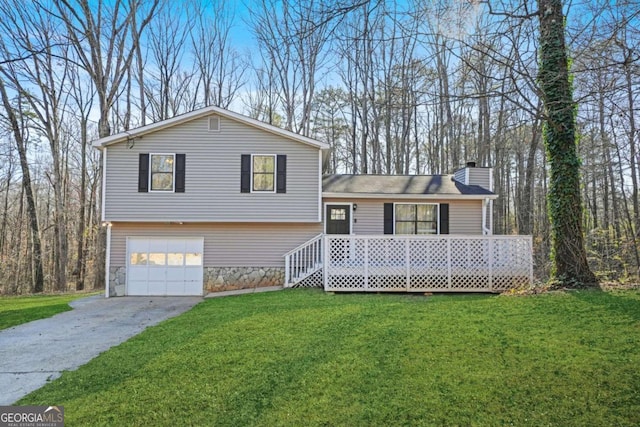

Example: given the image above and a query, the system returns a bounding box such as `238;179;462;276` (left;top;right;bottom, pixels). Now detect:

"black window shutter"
240;154;251;193
276;155;287;193
175;154;186;193
384;203;394;234
439;203;449;234
138;153;149;192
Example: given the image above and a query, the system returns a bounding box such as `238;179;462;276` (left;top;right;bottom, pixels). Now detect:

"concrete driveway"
0;295;201;405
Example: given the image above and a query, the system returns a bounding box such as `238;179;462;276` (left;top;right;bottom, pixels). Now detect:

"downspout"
482;198;492;235
102;146;111;297
104;222;112;298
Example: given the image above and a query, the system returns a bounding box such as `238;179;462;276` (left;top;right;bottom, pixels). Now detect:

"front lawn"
19;289;640;426
0;293;95;330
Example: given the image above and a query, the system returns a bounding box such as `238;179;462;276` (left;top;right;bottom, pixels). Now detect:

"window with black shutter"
276;155;287;193
139;153;185;193
384;203;448;234
175;154;186;193
138;153;149;192
241;154;287;193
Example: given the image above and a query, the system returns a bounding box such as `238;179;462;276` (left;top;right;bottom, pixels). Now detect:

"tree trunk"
0;77;44;292
0;160;11;256
537;0;596;285
623;56;639;230
75;116;88;290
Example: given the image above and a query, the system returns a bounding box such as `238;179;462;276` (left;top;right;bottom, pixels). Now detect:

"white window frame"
393;202;439;235
250;154;277;193
149;153;176;193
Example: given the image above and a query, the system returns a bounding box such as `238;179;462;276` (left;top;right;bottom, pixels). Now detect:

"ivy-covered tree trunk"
538;0;597;286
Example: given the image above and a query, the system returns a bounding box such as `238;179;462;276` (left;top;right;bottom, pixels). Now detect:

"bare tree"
48;0;160;138
249;0;331;135
48;0;160;290
144;1;192;121
66;60;96;290
0;1;76;291
189;0;245;109
538;0;596;285
0;79;44;292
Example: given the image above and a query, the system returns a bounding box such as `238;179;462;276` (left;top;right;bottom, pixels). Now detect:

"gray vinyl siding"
453;167;492;191
467;168;492;191
104;114;321;222
110;222;323;267
324;198;483;235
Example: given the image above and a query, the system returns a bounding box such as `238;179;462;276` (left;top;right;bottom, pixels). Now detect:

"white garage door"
127;237;204;296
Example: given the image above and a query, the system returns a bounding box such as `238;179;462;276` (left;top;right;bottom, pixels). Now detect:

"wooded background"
0;0;638;294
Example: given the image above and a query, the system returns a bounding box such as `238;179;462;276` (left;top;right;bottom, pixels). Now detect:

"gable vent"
208;116;220;131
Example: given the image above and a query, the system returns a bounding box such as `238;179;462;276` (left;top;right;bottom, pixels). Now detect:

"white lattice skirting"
324;235;533;293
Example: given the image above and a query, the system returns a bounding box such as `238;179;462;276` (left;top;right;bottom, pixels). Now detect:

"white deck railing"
284;234;323;287
323;235;533;292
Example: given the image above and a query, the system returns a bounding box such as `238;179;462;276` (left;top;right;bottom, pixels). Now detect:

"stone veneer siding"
109;266;126;297
108;266;284;296
204;267;285;293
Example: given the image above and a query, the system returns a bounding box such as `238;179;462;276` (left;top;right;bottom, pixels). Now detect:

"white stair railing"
284;234;324;287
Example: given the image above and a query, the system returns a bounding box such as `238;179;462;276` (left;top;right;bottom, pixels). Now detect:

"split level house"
94;106;532;297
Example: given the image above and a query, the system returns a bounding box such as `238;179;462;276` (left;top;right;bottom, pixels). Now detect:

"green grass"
0;293;96;330
19;289;640;426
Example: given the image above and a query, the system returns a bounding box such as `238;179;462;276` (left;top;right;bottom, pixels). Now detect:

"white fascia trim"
92;106;329;150
105;223;112;298
101;147;107;222
318;151;323;222
103;218;323;223
215;108;330;149
322;192;499;200
323;202;354;234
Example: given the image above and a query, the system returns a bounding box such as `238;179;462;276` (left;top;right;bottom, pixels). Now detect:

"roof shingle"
322;174;495;196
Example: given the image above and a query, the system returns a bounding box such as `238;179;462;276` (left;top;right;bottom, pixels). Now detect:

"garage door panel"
184;282;202;295
148;268;166;281
128;267;148;281
126;237;203;296
167;240;186;253
184;240;201;252
166;282;186;296
166;267;185;281
129;240;149;253
147;282;169;296
128;281;149;296
184;268;202;281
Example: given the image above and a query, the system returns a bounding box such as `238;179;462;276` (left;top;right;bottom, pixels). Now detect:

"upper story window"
138;153;185;193
252;155;276;192
395;203;438;234
150;154;175;191
240;154;286;194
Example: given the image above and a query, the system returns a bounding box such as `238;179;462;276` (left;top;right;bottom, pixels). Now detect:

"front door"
325;204;351;234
